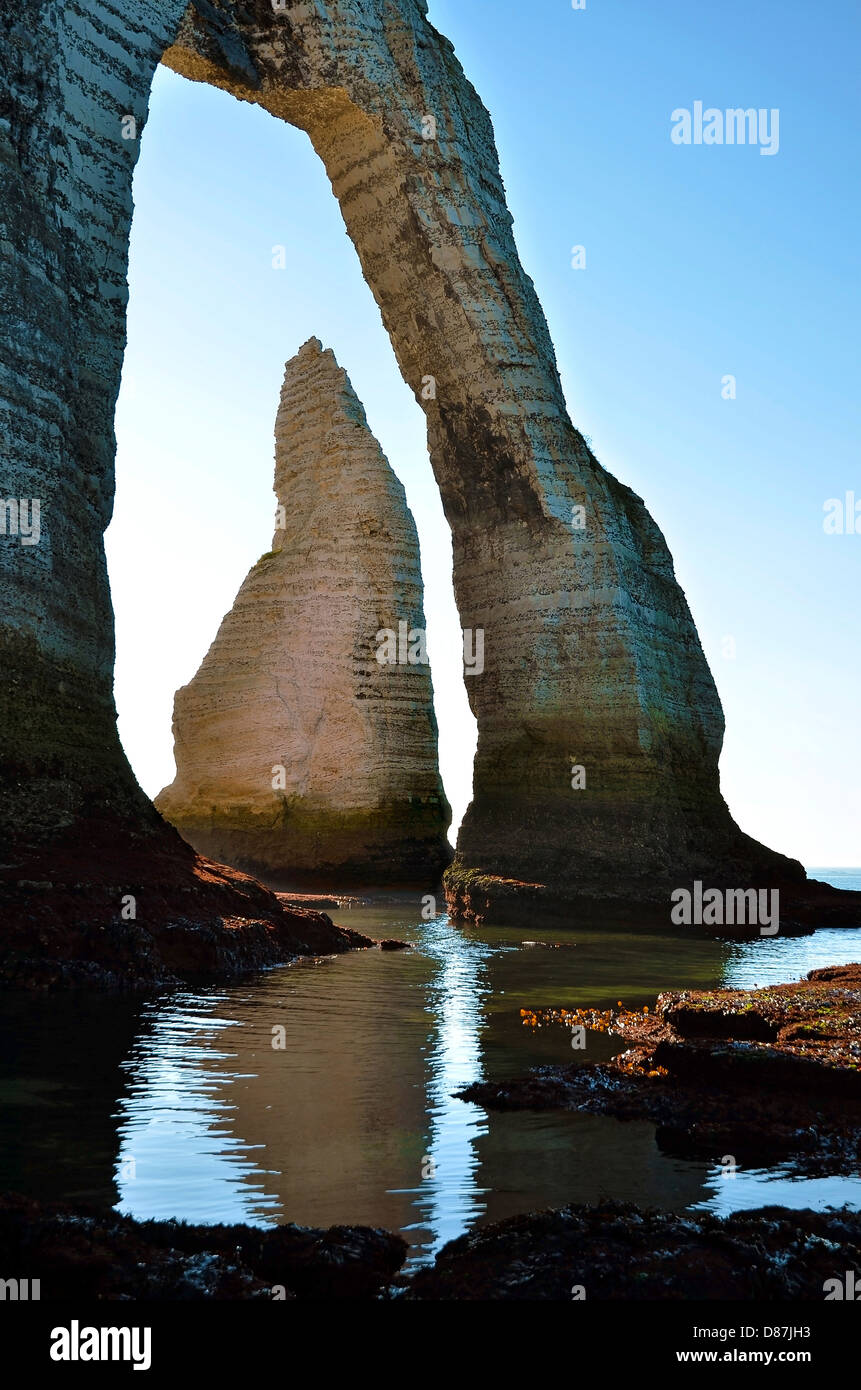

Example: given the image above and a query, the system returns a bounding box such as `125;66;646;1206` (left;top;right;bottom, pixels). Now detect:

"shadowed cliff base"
0;810;369;991
444;871;861;931
172;805;452;892
445;839;861;930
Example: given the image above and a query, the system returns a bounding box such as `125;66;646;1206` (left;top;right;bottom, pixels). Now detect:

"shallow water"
0;870;859;1269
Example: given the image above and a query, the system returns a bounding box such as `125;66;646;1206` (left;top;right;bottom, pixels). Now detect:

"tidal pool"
1;869;859;1270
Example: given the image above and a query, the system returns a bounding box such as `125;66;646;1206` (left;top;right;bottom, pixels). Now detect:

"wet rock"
458;964;861;1174
653;963;861;1090
0;833;361;991
406;1200;861;1300
0;1192;407;1300
277;893;370;911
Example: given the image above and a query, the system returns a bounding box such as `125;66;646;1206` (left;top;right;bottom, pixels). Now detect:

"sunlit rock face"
2;0;844;947
163;1;809;914
156;339;451;887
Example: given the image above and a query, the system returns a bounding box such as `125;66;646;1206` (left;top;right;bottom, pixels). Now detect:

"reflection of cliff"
399;922;496;1262
196;951;436;1239
213;919;716;1253
0;919;729;1254
1;920;848;1256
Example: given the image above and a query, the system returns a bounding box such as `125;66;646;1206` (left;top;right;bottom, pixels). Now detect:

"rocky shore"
459;963;861;1173
0;821;375;991
445;868;861;931
3;1192;859;1302
405;1202;861;1300
0;1193;405;1301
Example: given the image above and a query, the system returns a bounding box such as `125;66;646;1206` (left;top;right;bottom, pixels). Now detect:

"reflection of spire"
396;912;496;1268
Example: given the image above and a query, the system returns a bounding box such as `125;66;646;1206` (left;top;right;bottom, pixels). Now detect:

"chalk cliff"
156;339;451;886
159;1;828;917
1;0;858;970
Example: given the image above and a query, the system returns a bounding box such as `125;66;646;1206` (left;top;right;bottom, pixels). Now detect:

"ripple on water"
0;876;858;1264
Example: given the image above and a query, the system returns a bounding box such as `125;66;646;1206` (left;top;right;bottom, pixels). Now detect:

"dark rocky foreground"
406;1202;861;1301
0;1193;405;1300
2;1192;859;1301
459;964;861;1174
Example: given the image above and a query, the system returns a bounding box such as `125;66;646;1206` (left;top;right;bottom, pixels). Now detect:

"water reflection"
0;887;858;1265
391;922;493;1265
104;905;861;1263
115;999;282;1225
697;1164;861;1218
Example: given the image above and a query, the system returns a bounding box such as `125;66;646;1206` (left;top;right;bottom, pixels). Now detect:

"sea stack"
155;339;451;889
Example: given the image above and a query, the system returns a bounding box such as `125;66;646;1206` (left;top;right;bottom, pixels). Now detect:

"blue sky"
107;0;860;864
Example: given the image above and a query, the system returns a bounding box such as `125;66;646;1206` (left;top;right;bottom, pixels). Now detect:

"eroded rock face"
1;0;855;942
161;3;822;913
156;339;451;887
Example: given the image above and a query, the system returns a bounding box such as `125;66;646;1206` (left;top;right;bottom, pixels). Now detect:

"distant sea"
807;868;861;893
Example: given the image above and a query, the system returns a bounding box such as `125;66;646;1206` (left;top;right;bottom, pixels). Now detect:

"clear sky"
107;0;860;865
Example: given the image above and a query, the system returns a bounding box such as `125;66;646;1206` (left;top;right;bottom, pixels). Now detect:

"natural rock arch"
2;0;855;942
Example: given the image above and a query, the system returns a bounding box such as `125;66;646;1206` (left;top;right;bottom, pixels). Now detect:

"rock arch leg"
164;2;821;919
0;2;358;980
2;2;856;953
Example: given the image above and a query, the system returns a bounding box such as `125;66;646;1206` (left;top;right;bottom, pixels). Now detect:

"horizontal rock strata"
2;0;857;954
163;3;861;918
156;339;451;888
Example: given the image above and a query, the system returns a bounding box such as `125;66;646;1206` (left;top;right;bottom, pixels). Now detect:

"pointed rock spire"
156;341;451;888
